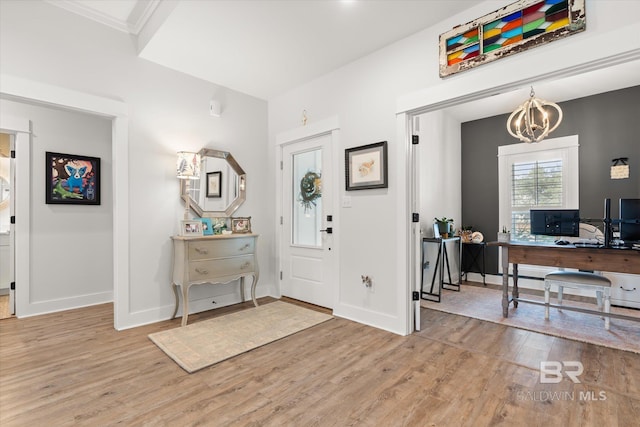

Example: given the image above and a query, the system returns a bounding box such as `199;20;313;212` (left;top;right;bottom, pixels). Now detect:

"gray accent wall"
461;86;640;274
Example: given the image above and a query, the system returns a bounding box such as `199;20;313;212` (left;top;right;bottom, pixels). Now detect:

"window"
499;136;579;243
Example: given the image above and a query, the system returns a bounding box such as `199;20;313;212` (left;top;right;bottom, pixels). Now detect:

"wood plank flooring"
1;297;638;426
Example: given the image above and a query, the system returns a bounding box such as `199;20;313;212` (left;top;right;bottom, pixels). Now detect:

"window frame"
498;135;579;277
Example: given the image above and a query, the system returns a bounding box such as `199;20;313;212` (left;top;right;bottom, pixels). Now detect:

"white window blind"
511;159;563;242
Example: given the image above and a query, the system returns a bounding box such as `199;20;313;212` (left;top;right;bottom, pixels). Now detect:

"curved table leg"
251;273;259;307
181;284;190;327
240;277;245;303
171;283;180;319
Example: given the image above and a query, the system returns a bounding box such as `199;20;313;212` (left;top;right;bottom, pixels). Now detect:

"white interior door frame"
0;74;130;329
0;116;29;316
275;116;340;307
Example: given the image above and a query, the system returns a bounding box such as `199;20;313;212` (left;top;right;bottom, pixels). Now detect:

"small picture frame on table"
212;217;229;235
181;220;203;236
231;217;251;234
199;218;213;235
206;171;222;198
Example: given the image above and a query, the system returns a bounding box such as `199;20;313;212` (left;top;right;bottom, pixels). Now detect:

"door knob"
320;227;333;234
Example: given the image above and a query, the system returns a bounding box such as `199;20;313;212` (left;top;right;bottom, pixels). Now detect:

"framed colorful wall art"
45;151;101;205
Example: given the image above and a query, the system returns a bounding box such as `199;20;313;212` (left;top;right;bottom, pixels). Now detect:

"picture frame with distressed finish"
231;217;251;234
439;0;586;78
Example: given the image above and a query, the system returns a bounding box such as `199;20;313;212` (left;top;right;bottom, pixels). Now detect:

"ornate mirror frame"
180;148;246;217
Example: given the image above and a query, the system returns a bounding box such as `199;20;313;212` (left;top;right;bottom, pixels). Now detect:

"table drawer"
611;281;640;304
188;237;255;260
188;255;255;282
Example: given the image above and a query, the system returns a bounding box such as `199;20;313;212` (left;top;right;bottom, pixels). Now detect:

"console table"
171;234;259;326
490;241;640;322
421;236;461;302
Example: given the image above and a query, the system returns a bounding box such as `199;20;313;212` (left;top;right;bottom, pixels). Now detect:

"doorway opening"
405;59;640;333
0;132;12;319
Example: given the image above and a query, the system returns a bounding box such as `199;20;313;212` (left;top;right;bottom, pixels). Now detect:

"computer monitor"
619;198;640;242
530;209;580;237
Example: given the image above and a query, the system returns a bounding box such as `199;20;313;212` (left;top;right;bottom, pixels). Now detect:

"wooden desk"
490;241;640;319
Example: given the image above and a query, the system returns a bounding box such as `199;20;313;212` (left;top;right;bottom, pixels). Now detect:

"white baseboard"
17;291;113;319
116;286;275;330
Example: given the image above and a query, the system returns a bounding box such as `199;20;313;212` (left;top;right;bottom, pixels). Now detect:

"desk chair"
544;223;611;330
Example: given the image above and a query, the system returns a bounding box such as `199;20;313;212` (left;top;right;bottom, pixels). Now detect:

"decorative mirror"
180;148;246;217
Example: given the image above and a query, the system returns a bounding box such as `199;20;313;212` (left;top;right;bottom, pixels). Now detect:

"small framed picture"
206;171;222;198
345;141;388;191
212;217;229;235
231;217;251;234
199;217;213;235
46;151;101;204
181;220;203;236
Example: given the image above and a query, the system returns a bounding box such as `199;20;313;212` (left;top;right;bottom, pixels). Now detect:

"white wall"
0;99;113;308
0;1;271;327
269;0;640;334
418;111;462;287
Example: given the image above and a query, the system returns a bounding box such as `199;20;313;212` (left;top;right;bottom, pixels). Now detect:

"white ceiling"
47;0;486;100
137;0;486;100
47;0;640;118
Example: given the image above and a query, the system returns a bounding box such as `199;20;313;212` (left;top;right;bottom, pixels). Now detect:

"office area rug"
421;285;640;354
149;301;333;373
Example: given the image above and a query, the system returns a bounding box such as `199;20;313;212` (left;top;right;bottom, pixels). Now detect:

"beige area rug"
149;301;333;373
422;286;640;354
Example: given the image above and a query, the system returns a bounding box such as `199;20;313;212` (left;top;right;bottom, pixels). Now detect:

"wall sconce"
611;157;630;179
177;151;201;220
507;87;563;143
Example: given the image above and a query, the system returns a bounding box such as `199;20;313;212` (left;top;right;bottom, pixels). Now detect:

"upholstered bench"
544;271;612;330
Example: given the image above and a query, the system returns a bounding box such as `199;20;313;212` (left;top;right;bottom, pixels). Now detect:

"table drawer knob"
195;268;209;275
239;243;250;251
194;247;209;255
240;262;251;270
621;286;637;292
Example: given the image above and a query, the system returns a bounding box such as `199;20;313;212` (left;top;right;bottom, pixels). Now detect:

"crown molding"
44;0;160;35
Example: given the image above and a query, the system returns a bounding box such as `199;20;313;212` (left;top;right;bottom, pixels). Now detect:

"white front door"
281;134;334;308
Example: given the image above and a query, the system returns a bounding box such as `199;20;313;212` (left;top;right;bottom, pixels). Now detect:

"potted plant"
434;217;454;238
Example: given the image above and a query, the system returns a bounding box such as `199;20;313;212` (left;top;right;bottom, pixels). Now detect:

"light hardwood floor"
1;296;638;426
